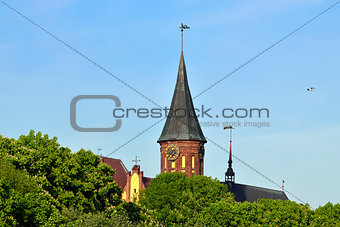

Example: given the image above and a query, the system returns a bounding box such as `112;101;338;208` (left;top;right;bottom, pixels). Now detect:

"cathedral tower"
157;52;206;176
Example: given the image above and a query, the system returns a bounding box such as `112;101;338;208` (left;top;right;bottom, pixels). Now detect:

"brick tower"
157;52;206;176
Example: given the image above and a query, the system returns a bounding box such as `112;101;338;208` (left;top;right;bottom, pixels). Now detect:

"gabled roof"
227;183;289;203
142;177;152;188
158;52;206;143
101;157;128;189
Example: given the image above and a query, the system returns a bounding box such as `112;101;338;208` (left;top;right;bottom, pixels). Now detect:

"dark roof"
158;52;206;143
226;167;235;176
142;177;152;188
226;183;289;203
101;157;128;189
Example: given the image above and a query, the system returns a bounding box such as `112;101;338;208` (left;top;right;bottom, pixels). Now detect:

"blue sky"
1;0;339;208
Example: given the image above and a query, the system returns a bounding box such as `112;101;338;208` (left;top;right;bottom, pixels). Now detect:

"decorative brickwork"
160;140;205;176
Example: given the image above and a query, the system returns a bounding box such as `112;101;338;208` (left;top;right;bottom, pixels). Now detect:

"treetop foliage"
0;130;339;226
0;130;139;226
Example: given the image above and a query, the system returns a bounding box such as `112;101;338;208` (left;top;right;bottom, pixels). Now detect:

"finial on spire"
224;126;235;184
179;23;190;53
132;156;141;166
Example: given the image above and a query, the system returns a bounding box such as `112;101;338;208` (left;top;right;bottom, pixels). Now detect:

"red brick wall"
159;140;205;176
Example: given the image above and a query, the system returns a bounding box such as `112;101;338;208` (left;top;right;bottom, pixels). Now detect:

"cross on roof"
132;156;141;165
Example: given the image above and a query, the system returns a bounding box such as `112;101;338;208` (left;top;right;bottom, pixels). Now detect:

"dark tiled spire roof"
158;52;206;143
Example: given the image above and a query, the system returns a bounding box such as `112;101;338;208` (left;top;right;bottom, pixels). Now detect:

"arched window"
171;160;175;169
182;156;185;169
192;156;195;170
164;157;167;169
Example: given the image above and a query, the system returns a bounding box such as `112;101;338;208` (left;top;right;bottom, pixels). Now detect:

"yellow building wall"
130;173;139;202
122;191;127;201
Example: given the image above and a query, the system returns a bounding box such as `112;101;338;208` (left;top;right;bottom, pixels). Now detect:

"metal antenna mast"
179;23;190;52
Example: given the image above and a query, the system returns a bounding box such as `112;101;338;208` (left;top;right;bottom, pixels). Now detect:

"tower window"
134;189;136;193
192;156;195;169
182;156;185;169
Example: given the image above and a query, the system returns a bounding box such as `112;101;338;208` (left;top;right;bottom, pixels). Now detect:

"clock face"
165;144;180;161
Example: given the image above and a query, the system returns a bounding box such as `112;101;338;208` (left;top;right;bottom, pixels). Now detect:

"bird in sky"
307;87;315;91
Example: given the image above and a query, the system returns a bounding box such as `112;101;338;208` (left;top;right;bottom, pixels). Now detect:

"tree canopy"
140;172;340;226
0;130;137;226
0;157;61;226
0;130;339;226
139;172;234;225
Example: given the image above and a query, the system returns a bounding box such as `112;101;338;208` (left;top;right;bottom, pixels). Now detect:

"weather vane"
224;126;235;160
179;23;190;52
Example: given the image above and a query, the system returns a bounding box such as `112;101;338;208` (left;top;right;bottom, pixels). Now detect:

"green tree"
0;130;122;213
60;208;138;227
2;131;340;226
0;157;63;226
199;198;315;226
139;172;234;225
312;202;340;226
0;130;139;226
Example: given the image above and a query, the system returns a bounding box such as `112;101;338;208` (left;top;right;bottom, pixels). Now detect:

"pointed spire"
225;126;235;183
158;53;206;143
229;140;232;165
228;140;233;166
